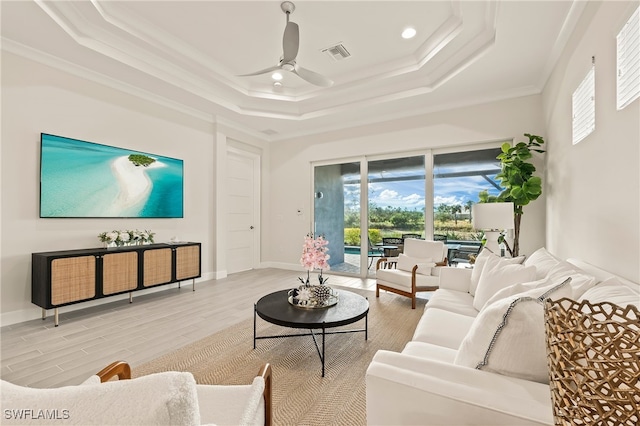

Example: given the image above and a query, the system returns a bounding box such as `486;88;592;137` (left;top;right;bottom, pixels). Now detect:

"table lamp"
472;202;514;255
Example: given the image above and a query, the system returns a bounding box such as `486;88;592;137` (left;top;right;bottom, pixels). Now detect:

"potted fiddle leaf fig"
478;133;545;257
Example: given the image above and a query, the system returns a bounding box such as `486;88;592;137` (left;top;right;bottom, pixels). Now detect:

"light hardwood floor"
1;268;378;388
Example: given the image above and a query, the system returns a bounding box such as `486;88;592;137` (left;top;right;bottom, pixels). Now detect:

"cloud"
371;189;424;208
403;193;423;204
434;195;464;206
378;189;399;200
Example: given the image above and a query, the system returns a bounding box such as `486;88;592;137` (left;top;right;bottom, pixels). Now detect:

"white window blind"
572;64;595;145
617;6;640;110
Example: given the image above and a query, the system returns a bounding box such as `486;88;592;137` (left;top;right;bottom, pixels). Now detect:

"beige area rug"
134;287;426;426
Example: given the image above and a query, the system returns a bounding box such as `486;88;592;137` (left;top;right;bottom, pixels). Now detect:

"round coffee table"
253;289;369;376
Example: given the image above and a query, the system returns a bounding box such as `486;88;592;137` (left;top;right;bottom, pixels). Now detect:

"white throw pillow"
396;253;435;275
454;278;573;383
1;371;200;425
469;249;525;296
483;276;553;308
523;247;560;280
546;261;596;298
473;255;536;311
469;248;494;296
578;276;640;309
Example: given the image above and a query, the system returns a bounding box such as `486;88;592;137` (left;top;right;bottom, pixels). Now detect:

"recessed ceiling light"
272;72;283;81
402;27;416;39
273;81;283;87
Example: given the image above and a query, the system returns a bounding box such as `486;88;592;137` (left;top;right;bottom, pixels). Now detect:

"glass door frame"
312;149;433;279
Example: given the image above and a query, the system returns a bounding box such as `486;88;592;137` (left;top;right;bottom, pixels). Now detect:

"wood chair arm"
376;257;399;270
96;361;131;382
435;258;448;267
257;363;272;426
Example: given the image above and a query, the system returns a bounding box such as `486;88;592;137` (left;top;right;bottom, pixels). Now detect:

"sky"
374;177;501;209
345;172;503;211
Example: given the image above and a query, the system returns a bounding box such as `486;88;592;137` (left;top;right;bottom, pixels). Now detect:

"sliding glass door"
313;154;428;277
313;145;503;276
432;147;503;263
367;156;426;269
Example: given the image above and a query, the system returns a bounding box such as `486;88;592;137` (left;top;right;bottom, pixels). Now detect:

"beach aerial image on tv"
40;133;184;218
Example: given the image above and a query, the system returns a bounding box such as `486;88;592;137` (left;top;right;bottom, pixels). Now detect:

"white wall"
0;53;219;323
542;1;640;283
265;95;547;269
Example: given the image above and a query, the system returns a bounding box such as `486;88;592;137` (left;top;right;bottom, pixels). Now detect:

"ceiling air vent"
261;129;278;136
322;43;351;61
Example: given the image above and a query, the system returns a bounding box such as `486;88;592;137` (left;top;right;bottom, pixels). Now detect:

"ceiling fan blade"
282;21;299;62
293;65;334;87
238;65;281;77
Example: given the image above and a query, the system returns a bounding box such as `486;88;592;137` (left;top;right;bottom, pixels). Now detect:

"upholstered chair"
375;239;447;309
0;361;272;426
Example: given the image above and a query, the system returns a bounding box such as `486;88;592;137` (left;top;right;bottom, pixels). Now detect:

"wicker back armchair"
544;298;640;426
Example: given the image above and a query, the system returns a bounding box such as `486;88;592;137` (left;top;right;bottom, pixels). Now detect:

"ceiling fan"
239;1;333;87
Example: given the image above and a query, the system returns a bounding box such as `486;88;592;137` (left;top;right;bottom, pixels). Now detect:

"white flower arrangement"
98;229;155;247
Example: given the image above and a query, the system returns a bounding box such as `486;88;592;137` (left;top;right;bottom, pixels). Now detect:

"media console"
32;242;201;326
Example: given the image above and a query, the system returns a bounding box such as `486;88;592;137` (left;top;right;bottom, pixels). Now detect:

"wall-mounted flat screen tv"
40;133;184;218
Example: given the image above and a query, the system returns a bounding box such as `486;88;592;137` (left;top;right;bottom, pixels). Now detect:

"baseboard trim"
260;261;300;271
1;273;216;327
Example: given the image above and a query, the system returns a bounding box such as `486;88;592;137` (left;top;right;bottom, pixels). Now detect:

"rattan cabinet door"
175;245;200;281
102;251;138;295
51;256;96;305
143;248;172;287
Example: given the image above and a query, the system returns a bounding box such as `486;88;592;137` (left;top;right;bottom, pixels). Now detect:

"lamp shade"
472;202;514;230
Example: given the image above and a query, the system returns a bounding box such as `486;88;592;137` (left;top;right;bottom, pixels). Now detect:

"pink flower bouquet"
299;233;330;286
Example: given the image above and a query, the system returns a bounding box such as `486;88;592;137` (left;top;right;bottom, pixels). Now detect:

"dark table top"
255;289;369;329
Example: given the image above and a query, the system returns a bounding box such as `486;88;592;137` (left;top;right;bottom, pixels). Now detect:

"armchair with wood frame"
0;360;272;426
375;238;447;309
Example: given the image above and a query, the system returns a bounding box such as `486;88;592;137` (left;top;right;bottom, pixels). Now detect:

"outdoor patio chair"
449;243;482;265
375;238;447;309
367;238;385;268
382;237;403;257
401;233;422;240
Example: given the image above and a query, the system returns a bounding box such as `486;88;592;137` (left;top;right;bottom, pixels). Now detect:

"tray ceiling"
1;1;585;141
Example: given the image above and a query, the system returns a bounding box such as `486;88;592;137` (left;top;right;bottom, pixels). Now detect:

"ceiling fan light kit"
239;1;333;88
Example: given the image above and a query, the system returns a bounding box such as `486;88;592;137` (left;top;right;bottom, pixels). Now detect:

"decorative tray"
288;285;338;309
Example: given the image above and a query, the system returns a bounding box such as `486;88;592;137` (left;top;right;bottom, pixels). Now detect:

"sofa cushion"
469;249;524;296
454;278;572;383
482;276;553;308
376;268;439;291
396;253;435;275
468;248;493;296
196;377;265;426
473;255;537;311
523;247;561;280
578;276;640;308
403;238;446;262
402;341;458;363
426;289;478;317
545;261;596;298
0;371;200;425
482;261;597;308
412;308;476;349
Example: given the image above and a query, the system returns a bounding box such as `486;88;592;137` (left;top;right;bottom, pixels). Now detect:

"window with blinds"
572;65;595;145
617;6;640;110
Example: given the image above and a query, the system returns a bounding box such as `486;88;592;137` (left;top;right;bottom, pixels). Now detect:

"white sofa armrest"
366;350;553;425
438;267;473;293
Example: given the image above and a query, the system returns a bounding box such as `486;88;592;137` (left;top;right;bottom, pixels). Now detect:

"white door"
227;150;260;274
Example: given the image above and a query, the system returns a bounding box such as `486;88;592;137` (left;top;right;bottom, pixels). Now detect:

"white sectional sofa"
366;248;640;425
